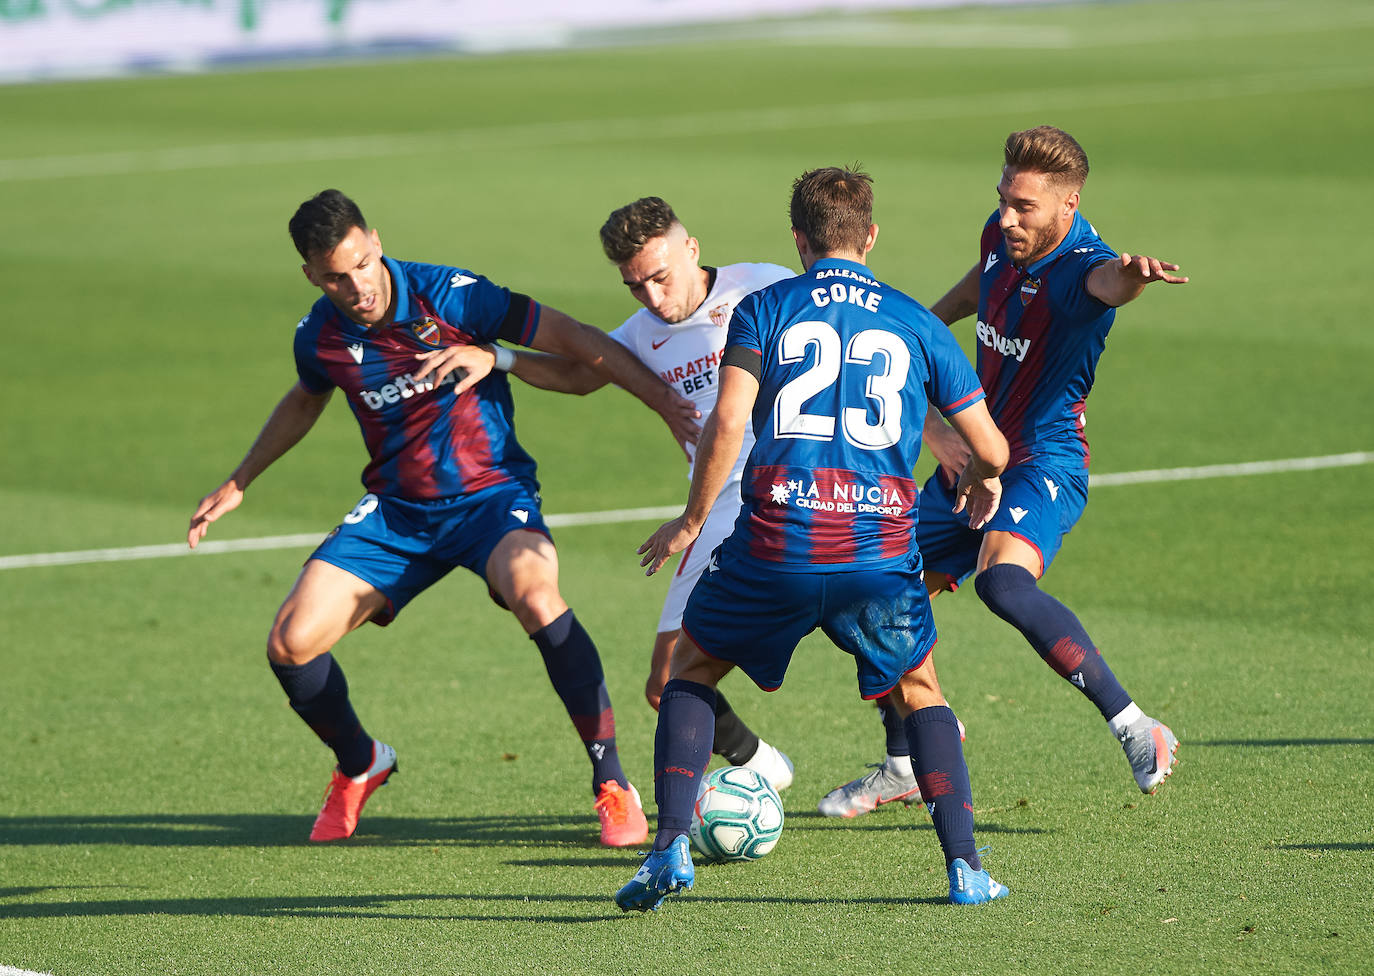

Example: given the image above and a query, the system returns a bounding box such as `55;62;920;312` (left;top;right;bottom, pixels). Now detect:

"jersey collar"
382;255;414;325
1022;211;1092;278
809;257;875;279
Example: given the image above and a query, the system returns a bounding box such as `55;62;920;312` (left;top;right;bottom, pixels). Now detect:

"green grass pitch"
2;0;1372;972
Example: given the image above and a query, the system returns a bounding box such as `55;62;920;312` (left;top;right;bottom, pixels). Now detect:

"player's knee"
266;615;330;667
507;584;569;634
973;562;1039;624
892;665;943;714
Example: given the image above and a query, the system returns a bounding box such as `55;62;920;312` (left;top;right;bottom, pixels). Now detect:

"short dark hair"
1004;126;1089;190
599;197;681;263
789;166;874;256
288;189;368;261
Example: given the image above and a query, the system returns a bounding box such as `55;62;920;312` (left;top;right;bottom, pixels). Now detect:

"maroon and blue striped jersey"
721;257;985;573
974;210;1117;469
294;256;542;500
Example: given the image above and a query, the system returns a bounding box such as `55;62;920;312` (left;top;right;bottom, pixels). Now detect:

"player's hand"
658;389;702;460
412;344;494;396
926;419;972;480
1116;253;1188;286
952;464;1002;531
188;479;244;549
637;514;701;576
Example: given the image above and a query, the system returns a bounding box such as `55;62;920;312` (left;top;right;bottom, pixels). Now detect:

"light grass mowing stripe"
1;452;1368;572
2;64;1371;183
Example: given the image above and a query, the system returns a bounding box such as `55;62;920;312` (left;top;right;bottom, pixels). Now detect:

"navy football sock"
880;699;910;758
270;653;373;777
532;610;627;794
653;679;717;850
975;564;1134;721
712;691;760;765
904;705;979;870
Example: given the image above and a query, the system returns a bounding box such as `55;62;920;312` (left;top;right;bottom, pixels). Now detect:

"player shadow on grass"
0;889;946;924
0;813;625;850
783;810;1050;835
1189;737;1374;747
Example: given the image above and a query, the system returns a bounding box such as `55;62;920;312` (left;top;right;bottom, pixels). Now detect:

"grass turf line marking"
1;967;57;976
1;64;1372;183
1;452;1369;572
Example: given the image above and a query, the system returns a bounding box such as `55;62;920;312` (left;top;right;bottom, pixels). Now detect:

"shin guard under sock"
532;610;627;793
270;653;373;777
905;705;978;870
975;564;1133;720
713;691;760;765
653;678;716;850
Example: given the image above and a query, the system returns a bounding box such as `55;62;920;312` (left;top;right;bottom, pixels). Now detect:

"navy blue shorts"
309;481;550;625
915;459;1088;582
681;547;936;700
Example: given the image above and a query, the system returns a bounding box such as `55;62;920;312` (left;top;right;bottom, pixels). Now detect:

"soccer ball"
689;765;784;862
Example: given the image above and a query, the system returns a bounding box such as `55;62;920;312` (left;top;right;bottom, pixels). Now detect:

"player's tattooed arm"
188;382;332;548
1086;253;1188;308
929;262;980;326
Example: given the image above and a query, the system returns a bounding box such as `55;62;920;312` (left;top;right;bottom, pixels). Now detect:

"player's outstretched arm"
638;363;759;576
187;383;332;549
928;262;980;326
529;306;701;456
946;400;1008;531
1086;252;1188;308
503;348;609;396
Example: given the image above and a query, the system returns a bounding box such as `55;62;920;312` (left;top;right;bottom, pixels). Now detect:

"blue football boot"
947;857;1010;905
614;834;695;912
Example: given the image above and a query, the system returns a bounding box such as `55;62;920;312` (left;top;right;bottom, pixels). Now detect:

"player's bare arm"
946;399;1008;531
410;343;497;395
531;306;702;455
1085;253;1188;308
188;383;332;548
929;263;980;326
638;362;758;576
504;348;609;396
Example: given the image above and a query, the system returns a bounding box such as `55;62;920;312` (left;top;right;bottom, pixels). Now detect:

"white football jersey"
610;262;794;480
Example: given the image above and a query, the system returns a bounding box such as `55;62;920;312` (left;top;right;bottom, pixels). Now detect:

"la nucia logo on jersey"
768;478;907;517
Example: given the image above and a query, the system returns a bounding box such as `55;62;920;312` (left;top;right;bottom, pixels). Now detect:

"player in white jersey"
502;197;795;790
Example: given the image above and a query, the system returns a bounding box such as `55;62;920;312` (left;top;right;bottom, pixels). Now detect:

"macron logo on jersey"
347;343;364;364
975;319;1031;362
449;273;477;289
985;252;999;273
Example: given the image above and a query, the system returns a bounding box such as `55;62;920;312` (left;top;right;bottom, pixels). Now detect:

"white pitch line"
0;966;57;976
1;452;1369;573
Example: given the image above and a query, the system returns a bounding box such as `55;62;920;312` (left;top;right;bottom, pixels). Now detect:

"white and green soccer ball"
689;765;784;862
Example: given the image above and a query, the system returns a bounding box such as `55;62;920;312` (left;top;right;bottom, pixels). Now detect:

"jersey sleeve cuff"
941;388;986;416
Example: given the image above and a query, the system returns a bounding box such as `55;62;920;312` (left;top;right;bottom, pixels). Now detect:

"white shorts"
656;480;744;633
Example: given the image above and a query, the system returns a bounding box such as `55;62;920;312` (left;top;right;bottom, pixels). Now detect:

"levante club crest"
1019;278;1041;306
411;318;442;346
